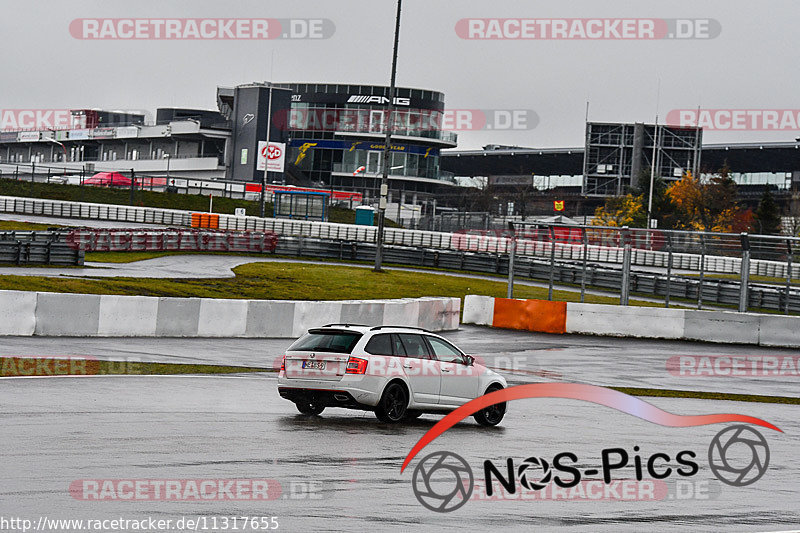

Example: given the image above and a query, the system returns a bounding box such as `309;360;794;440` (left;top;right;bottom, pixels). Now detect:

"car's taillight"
280;356;285;373
345;356;368;374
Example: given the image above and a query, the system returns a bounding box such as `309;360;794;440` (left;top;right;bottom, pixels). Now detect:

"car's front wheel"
295;401;325;416
473;384;506;426
375;382;408;423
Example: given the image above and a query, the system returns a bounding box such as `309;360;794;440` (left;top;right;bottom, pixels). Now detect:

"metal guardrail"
0;231;83;266
505;222;800;313
274;237;800;313
3;226;798;313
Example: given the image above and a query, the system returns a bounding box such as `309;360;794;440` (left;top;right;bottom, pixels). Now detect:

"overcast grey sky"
1;0;798;149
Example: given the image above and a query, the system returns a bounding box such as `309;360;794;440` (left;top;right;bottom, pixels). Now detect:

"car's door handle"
441;368;452;373
403;364;413;369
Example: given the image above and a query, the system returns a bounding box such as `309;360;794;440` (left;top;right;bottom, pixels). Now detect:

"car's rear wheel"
295;401;325;416
473;384;506;426
375;382;408;423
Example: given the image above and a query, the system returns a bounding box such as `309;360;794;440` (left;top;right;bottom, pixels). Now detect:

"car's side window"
426;336;463;362
397;333;431;360
390;334;407;357
364;334;393;356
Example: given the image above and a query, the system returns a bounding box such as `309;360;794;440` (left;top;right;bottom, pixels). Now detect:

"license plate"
302;361;326;370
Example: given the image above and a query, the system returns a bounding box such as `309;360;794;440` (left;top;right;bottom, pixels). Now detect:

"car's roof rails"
369;325;431;333
321;323;369;328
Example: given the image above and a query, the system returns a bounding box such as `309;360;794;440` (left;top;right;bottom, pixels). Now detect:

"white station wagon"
277;325;507;425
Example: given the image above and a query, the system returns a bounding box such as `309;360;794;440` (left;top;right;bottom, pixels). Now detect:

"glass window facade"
276;82;456;194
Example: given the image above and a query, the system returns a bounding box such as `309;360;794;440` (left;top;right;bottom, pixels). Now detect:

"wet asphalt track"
1;325;798;396
1;328;799;532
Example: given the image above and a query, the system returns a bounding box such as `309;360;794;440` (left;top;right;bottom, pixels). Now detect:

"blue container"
355;206;375;226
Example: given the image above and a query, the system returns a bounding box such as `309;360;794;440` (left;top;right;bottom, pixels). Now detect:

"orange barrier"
191;213;222;229
491;298;566;334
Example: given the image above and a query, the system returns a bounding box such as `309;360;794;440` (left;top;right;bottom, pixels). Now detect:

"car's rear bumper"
277;374;384;407
278;387;375;409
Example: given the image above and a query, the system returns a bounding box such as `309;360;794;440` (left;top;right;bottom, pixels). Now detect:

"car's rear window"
288;330;363;353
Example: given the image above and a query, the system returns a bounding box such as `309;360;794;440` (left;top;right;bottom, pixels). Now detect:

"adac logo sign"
403;384;780;513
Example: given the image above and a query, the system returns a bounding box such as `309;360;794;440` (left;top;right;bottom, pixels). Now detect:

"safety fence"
274;237;800;314
3;224;798;313
503;223;800;313
2;195;800;312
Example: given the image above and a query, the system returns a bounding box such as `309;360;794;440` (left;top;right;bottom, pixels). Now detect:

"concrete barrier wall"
462;295;494;326
462;294;800;348
567;303;685;340
0;291;458;338
0;291;37;335
682;310;761;345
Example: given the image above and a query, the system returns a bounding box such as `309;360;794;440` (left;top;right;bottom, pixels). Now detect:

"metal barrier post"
129;169;135;205
506;222;516;299
698;233;705;310
785;239;793;315
739;233;750;313
665;233;673;308
580;227;588;303
548;225;556;300
620;227;631;305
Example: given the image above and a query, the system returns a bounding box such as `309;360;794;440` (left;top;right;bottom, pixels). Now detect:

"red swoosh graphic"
401;383;782;473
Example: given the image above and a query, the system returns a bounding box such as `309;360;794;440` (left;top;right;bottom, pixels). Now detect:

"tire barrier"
0;231;83;266
0;292;460;337
462;295;800;348
64;228;279;253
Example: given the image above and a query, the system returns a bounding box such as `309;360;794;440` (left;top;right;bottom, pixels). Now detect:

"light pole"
163;153;171;181
261;83;274;218
646;118;659;229
46;138;68;163
374;0;402;272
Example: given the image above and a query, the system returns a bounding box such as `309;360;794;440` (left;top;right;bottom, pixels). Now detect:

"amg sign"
346;95;411;106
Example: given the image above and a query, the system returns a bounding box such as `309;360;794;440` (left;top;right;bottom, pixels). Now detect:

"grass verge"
0;261;667;306
0;356;269;377
0;220;65;231
612;386;800;405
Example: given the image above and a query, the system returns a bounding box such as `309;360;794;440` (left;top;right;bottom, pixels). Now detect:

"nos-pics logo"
402;384;780;513
412;425;770;513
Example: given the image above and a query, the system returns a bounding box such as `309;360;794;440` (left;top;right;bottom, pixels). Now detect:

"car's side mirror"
463;355;475;366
